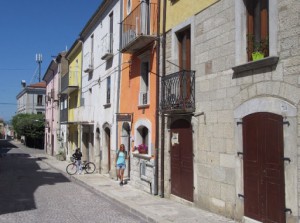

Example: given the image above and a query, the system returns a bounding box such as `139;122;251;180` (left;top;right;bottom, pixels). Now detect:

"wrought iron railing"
161;70;195;113
121;2;157;49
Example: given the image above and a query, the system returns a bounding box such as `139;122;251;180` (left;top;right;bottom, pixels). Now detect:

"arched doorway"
243;112;285;223
122;122;131;178
95;127;100;172
104;127;111;172
170;119;193;202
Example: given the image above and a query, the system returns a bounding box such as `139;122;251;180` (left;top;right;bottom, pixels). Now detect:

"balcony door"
140;60;149;105
177;27;191;102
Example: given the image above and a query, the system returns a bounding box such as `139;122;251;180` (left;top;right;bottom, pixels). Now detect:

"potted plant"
56;150;66;161
247;34;269;61
137;144;148;154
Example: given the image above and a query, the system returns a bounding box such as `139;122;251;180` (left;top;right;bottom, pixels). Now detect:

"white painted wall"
81;0;121;172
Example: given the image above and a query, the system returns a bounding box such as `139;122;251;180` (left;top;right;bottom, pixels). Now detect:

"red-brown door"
171;119;193;202
243;112;285;223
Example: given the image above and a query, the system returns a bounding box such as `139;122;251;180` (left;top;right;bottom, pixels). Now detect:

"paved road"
0;140;146;223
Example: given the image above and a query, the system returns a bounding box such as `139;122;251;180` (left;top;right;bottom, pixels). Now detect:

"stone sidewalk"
14;141;237;223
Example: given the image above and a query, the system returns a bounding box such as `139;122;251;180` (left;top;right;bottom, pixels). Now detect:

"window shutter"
246;0;254;61
260;0;269;57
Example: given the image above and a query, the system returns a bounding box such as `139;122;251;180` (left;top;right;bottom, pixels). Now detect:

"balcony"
161;70;195;113
101;33;114;60
121;2;157;54
61;72;79;95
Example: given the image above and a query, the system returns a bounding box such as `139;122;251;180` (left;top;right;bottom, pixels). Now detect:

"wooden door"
171;119;193;202
105;128;111;171
243;112;285;223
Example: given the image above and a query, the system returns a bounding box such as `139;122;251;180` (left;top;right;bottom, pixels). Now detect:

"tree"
11;113;45;149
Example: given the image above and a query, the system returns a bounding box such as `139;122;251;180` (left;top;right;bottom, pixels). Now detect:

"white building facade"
80;0;121;174
16;81;46;115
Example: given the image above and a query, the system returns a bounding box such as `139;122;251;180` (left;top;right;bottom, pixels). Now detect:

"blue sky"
0;0;103;122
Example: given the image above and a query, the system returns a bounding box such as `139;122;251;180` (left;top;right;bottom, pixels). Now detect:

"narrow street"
0;140;146;223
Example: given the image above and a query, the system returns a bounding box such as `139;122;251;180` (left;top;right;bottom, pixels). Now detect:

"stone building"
160;0;300;222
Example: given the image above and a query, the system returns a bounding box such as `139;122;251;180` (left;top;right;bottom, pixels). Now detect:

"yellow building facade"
65;40;82;158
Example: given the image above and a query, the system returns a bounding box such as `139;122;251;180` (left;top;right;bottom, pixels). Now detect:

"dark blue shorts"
117;163;126;170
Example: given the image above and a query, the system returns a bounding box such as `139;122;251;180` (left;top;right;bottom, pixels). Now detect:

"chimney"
21;80;26;88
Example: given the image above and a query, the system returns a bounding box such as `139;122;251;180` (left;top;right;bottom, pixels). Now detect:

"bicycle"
66;157;96;175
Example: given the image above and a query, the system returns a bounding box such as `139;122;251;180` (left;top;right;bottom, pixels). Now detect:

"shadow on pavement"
0;140;18;155
0;150;70;215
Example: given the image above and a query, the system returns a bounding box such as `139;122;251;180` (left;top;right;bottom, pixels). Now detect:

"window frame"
133;119;152;156
37;94;43;106
235;0;278;65
127;0;132;15
138;51;151;106
246;0;269;61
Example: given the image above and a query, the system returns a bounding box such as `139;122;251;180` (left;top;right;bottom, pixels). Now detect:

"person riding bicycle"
72;148;82;174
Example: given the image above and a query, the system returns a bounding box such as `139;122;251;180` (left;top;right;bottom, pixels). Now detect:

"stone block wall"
163;0;300;221
130;154;156;194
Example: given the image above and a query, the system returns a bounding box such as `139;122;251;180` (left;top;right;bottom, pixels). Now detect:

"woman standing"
116;144;127;186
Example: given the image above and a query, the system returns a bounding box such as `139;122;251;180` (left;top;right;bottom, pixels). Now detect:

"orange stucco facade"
119;0;158;155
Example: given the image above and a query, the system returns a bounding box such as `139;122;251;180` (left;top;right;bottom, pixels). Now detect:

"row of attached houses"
42;0;300;222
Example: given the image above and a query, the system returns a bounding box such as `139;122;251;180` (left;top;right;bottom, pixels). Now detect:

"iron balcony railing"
161;70;195;113
121;2;157;53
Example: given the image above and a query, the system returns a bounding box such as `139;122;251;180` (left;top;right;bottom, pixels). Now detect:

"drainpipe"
154;0;161;196
78;39;84;154
160;0;167;198
116;0;123;179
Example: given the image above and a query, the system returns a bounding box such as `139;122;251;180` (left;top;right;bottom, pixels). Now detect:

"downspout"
154;0;161;196
116;0;123;178
160;0;167;198
78;39;84;153
57;55;62;152
64;57;70;157
50;68;55;156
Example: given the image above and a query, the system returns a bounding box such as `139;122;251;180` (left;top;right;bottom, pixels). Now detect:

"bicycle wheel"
66;163;77;175
84;162;96;174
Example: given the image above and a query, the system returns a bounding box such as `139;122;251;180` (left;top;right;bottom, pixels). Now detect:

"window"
177;27;191;100
91;34;94;67
37;95;43;106
246;0;269;61
60;101;64;111
177;27;191;71
127;0;132;15
139;61;149;105
106;76;111;104
137;126;149;154
109;12;113;53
